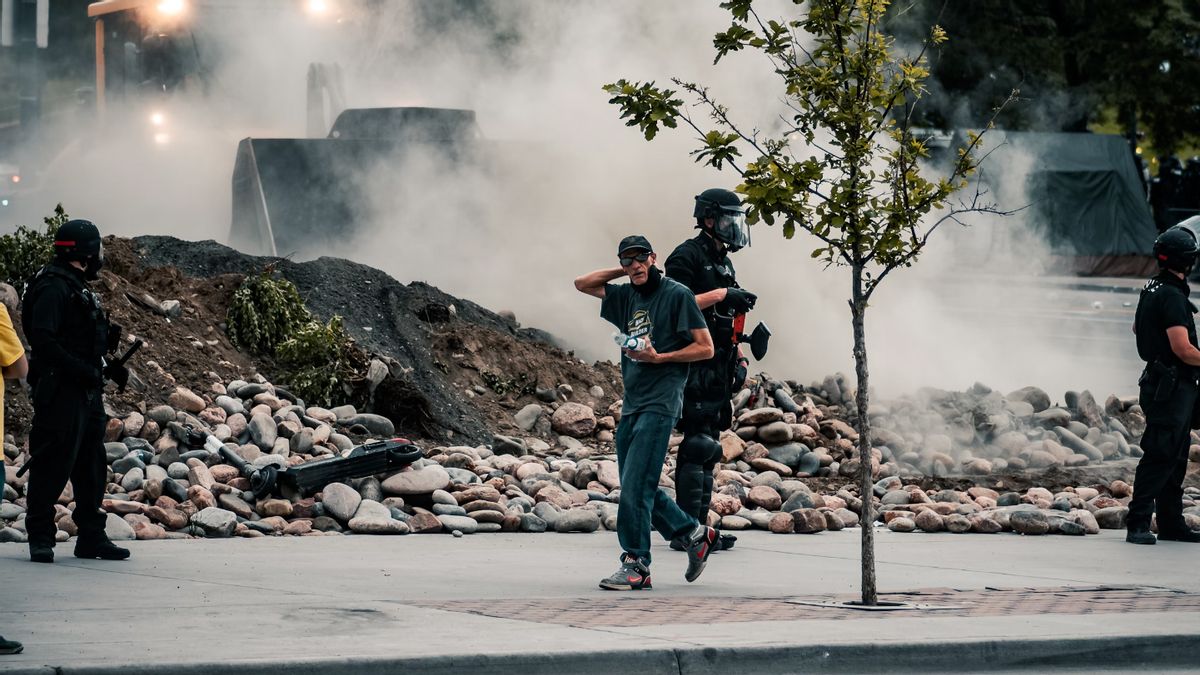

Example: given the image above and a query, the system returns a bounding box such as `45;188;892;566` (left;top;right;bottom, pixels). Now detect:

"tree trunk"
851;264;876;606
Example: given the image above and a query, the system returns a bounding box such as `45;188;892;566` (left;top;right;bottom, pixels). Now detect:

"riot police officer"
665;188;757;552
22;219;130;563
1129;226;1200;545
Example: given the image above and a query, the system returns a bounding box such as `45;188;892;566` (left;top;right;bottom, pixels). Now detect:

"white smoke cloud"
10;0;1141;400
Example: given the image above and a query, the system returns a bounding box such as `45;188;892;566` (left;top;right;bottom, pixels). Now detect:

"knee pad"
678;433;722;465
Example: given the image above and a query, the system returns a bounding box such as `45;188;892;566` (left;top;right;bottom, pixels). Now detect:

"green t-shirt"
601;276;707;419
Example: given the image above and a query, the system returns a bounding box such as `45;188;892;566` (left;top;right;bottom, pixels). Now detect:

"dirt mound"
4;235;620;447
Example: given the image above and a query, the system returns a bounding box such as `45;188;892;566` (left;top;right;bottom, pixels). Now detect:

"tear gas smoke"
9;0;1140;400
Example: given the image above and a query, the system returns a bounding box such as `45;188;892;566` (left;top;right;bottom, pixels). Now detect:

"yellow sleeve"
0;305;24;367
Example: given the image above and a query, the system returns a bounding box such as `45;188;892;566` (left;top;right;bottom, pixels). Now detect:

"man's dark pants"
1129;380;1198;533
24;381;108;545
615;411;697;565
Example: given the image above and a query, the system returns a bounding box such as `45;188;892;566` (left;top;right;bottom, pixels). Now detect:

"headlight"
157;0;186;16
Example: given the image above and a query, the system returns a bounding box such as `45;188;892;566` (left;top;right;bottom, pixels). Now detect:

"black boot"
29;540;54;563
74;533;130;561
0;636;23;654
1126;527;1157;545
1157;528;1200;543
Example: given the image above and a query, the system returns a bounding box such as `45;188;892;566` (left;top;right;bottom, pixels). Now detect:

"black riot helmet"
54;219;105;280
1153;225;1198;274
693;188;750;251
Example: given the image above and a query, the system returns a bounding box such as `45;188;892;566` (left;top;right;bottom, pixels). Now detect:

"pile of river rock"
3;371;1200;543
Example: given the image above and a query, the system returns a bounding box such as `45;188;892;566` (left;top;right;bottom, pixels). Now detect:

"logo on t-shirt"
627;309;651;338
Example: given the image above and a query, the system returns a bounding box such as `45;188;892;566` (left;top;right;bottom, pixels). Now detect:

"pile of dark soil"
2;235;620;446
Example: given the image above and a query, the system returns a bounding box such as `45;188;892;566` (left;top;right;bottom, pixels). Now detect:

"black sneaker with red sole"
599;555;653;591
684;525;718;582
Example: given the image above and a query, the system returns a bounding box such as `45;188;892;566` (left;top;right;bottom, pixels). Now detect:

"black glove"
723;287;757;313
103;361;129;392
107;323;122;354
734;357;749;390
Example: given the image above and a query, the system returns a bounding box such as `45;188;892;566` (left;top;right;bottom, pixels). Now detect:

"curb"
3;633;1193;674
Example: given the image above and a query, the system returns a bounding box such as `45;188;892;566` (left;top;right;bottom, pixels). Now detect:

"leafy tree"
886;1;1200;154
604;0;1012;605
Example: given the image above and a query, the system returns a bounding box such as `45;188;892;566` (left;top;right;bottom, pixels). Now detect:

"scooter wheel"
387;444;423;466
250;466;278;500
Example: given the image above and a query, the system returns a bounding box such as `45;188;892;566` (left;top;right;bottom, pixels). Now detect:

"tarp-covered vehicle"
949;130;1157;276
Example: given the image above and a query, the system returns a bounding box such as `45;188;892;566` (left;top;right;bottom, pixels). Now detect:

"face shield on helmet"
84;240;105;280
713;209;750;251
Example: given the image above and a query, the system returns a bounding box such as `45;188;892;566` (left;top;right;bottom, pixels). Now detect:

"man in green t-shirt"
575;235;720;590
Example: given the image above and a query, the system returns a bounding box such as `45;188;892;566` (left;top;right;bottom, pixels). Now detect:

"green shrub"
275;315;366;407
0;204;69;295
226;265;310;355
227;268;369;407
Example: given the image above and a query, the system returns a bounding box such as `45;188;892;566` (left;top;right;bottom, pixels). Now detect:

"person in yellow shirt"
0;299;28;655
1;300;30;443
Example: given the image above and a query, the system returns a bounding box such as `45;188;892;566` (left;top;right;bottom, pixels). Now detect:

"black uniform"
665;233;746;521
1130;271;1199;534
22;260;115;547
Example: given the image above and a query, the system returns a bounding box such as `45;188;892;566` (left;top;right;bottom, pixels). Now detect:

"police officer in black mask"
21;219;130;563
1129;226;1200;545
665;188;756;552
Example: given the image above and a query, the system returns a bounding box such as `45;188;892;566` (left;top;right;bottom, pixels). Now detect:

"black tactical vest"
22;263;110;384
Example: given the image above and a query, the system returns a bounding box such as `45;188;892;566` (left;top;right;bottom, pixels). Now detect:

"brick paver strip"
410;586;1200;628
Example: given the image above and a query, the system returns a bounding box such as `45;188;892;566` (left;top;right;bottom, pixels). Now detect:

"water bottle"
613;332;648;352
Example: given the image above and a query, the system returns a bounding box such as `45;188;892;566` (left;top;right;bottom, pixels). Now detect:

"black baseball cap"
617;235;653;256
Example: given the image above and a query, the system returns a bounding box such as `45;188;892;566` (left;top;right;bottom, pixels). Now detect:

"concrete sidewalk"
1;529;1198;674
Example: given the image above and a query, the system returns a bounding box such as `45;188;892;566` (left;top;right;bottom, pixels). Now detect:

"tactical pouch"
1154;362;1178;402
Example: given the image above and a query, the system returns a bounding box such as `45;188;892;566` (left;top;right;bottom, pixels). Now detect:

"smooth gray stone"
162;478;188;503
553;509;600;533
532;502;562;526
104;513;136;541
436;515;478;534
492;434;528;457
432;504;467;517
105;442;130;463
238;383;270;398
179;450;209;463
113;454;146;475
518;514;547;532
444;467;480;485
338;414;394;437
122;437;155;454
514;404;543;432
191;507;238;538
215;395;245;416
766;442;809;469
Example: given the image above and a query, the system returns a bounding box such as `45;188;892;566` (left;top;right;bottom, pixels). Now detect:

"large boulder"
321;482;363;522
382;466;451;496
551;403;597;438
191;507;238;538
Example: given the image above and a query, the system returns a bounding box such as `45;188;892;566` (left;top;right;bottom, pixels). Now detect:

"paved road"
1;528;1198;673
